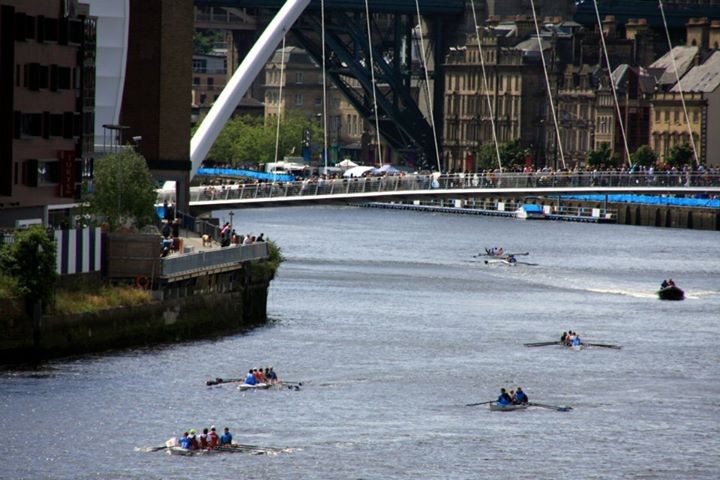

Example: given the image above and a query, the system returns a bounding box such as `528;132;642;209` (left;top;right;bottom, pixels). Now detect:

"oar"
134;445;169;453
530;402;572;412
282;381;303;386
206;377;244;386
465;400;494;407
586;343;622;349
506;252;529;256
524;341;561;347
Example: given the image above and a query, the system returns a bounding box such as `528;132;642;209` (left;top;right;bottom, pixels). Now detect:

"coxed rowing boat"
237;382;274;391
162;439;289;456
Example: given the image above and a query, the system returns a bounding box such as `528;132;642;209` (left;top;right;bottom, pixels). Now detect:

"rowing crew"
560;331;582;347
176;426;233;451
485;247;504;256
497;387;529;406
243;366;279;386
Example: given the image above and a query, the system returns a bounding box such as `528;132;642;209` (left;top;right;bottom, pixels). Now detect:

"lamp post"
228;210;234;230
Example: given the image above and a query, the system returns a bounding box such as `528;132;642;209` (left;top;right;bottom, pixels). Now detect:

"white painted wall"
86;0;130;153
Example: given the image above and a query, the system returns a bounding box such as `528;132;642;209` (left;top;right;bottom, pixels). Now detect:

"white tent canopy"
336;159;358;169
342;166;374;178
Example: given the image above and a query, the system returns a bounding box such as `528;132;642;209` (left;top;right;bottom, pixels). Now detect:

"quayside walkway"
157;171;720;212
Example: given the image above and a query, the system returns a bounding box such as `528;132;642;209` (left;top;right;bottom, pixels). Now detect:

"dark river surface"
1;206;719;479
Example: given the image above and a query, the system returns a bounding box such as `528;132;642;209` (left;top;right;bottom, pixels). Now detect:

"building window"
193;77;200;86
21;113;43;137
295;72;304;84
193;58;206;73
207;77;214;90
314;97;322;106
43;17;59;43
37;160;60;186
295;93;303;106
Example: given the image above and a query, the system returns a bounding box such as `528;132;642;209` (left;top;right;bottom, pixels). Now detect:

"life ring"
135;276;150;290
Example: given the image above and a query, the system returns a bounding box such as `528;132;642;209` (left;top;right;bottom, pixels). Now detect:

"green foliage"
88;149;158;231
248;239;285;280
193;30;224;55
54;285;152;315
0;272;19;299
631;145;657;167
265;239;285;271
666;144;694;167
476;144;500;171
0;226;58;307
475;140;529;171
499;140;530;170
204;110;324;166
586;143;611;168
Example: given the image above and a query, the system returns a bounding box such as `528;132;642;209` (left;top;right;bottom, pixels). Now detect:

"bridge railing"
182;171;720;203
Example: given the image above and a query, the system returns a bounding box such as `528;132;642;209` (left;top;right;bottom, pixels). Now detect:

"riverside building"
0;0;95;228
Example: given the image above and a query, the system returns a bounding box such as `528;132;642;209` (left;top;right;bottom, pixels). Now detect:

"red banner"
59;150;75;198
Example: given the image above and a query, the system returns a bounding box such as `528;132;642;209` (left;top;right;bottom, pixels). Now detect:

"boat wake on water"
585;287;658;299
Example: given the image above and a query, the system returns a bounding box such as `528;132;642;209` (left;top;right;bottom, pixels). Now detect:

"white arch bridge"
156;171;720;215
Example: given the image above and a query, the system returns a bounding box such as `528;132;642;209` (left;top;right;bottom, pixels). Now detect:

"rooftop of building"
671;50;720;93
649;45;699;85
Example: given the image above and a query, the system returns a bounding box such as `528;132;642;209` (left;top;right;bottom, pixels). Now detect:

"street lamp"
228;211;234;230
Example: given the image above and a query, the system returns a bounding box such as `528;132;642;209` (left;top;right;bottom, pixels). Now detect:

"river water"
1;206;719;479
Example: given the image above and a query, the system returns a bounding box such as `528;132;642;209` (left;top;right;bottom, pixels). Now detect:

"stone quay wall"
0;265;271;364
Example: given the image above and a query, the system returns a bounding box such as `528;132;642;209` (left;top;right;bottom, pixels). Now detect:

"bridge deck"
160;172;720;212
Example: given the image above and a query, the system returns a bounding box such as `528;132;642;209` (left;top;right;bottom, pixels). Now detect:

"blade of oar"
206;377;244;386
507;252;529;256
282;381;303;386
465;400;494;407
135;445;168;453
530;402;572;412
524;341;561;347
586;343;622;349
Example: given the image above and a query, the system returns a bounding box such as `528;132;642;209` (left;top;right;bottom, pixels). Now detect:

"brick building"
120;0;193;212
0;0;95;228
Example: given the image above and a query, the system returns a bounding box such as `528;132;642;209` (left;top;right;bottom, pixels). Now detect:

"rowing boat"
524;340;621;349
488;403;529;411
237;382;273;391
165;442;285;456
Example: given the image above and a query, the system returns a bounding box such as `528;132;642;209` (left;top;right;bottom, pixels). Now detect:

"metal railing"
160;241;268;277
176;171;720;204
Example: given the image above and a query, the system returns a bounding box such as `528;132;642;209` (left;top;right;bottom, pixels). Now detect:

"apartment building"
0;0;95;228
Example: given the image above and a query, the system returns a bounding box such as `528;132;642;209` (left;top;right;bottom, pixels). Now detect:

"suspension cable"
469;0;502;171
528;0;566;169
273;34;287;165
658;0;700;166
413;0;442;172
363;0;383;165
321;0;329;173
591;0;632;167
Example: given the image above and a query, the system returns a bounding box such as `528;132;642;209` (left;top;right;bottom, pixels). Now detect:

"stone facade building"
651;51;720;166
263;46;371;164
